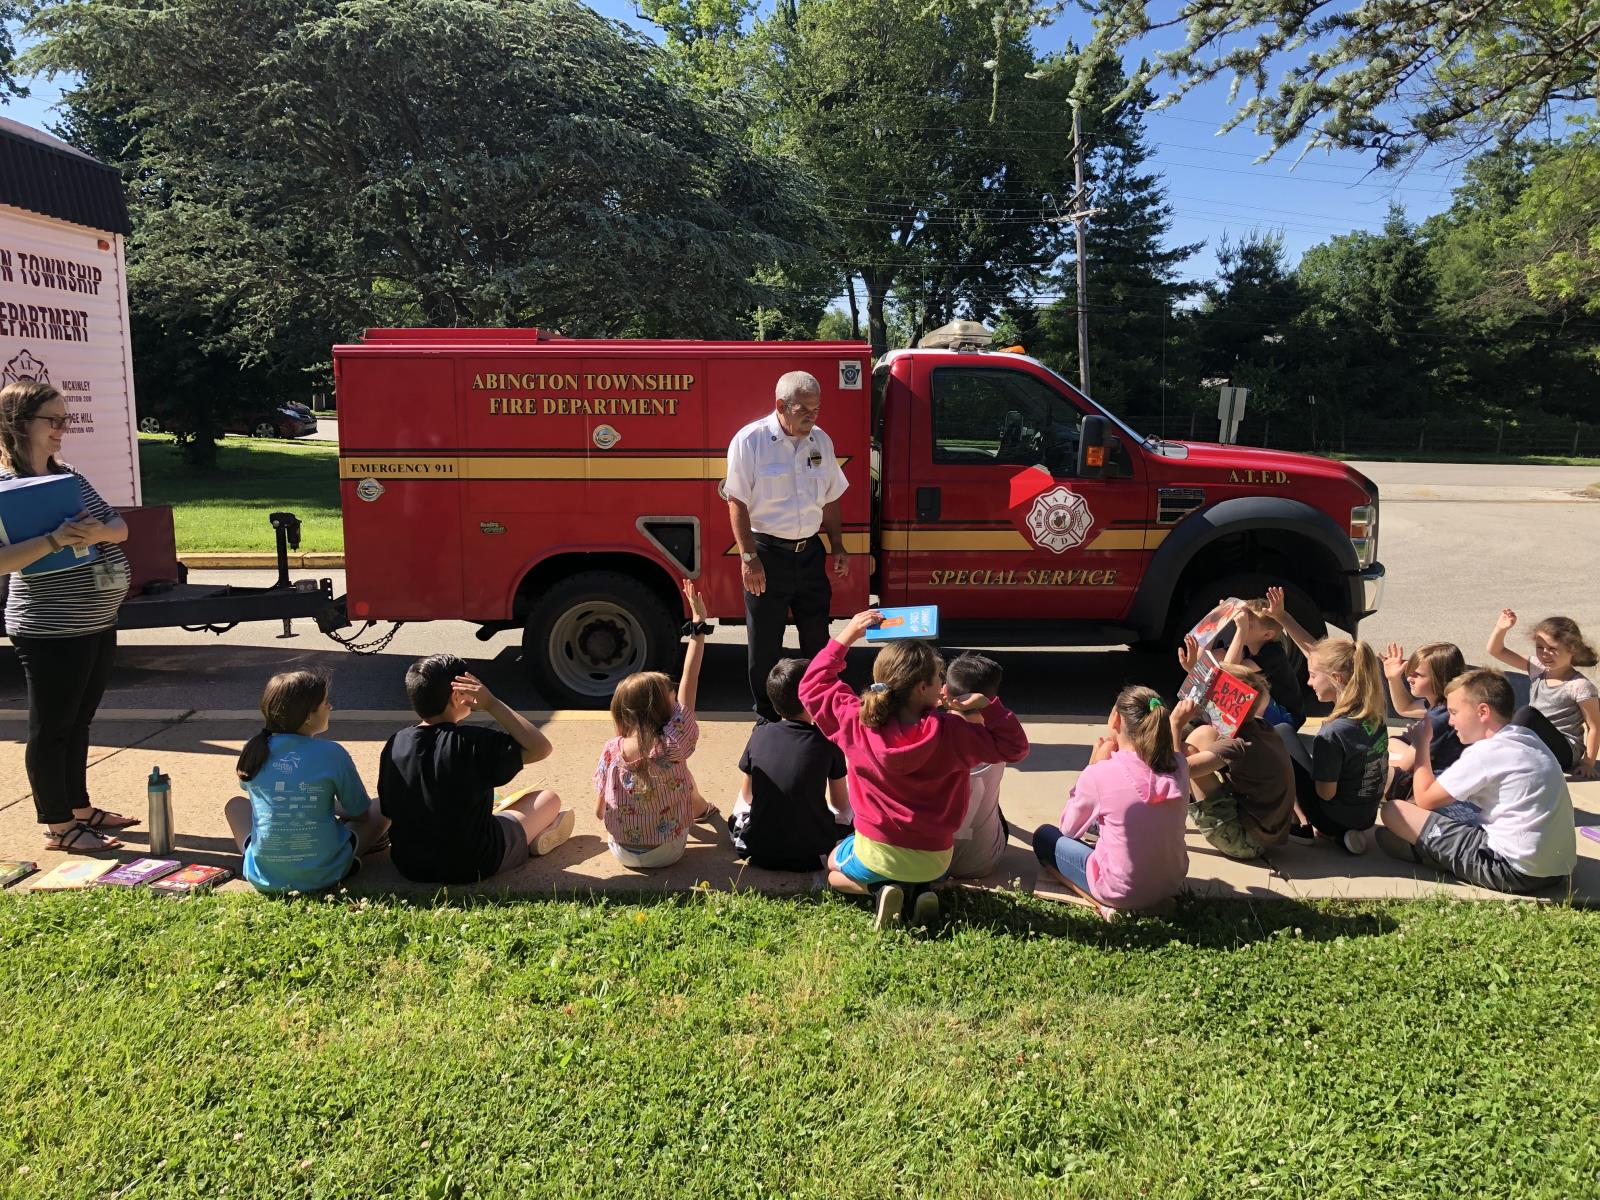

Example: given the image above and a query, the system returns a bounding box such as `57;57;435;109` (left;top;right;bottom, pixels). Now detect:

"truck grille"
1156;487;1205;525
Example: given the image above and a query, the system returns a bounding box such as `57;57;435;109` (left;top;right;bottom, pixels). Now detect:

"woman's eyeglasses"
29;414;69;431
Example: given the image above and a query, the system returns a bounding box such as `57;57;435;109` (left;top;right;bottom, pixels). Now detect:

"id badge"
91;559;124;592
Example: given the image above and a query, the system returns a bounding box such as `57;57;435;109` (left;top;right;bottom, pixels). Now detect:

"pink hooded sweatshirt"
1058;750;1189;910
800;640;1030;851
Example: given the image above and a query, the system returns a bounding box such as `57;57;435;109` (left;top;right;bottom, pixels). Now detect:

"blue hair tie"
868;682;889;693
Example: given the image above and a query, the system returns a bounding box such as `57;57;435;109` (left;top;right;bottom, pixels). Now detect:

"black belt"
754;533;816;553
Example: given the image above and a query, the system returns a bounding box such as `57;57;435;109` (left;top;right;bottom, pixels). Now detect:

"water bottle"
147;766;173;856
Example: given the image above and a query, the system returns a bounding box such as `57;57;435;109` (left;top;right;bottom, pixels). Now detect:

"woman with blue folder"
0;381;135;853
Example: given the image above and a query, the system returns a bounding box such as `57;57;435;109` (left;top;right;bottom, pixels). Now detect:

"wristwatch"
740;551;757;564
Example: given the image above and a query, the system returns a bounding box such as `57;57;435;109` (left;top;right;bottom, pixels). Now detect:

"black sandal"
44;821;122;853
80;806;139;831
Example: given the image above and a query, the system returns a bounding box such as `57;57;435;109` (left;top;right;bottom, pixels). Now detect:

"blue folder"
864;604;939;642
0;474;99;576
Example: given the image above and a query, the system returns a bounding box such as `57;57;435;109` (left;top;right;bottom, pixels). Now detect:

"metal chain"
323;621;406;655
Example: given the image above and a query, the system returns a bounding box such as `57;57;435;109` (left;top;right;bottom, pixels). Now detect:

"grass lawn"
1;891;1596;1199
138;434;342;554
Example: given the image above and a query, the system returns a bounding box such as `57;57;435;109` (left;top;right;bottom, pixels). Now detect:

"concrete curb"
179;552;344;569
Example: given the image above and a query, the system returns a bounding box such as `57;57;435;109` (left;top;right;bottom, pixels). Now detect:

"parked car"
137;400;318;439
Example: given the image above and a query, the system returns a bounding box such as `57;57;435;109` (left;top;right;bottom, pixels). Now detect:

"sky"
3;2;1484;289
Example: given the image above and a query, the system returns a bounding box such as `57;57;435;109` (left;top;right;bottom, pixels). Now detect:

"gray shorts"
492;812;529;877
1415;813;1567;895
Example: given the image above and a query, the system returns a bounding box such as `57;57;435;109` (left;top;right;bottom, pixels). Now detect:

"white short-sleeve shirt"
1436;723;1576;877
725;412;848;541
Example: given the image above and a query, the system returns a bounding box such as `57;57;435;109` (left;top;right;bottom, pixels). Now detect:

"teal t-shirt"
243;734;371;893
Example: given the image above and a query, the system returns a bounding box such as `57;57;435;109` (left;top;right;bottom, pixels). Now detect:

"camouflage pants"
1190;788;1265;861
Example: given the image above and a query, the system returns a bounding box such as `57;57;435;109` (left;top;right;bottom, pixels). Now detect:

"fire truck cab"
334;330;1384;706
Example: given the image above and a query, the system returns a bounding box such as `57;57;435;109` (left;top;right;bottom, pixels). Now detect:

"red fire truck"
333;329;1384;706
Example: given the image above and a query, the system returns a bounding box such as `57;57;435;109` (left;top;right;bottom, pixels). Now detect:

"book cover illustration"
30;859;115;890
1179;649;1262;738
148;864;232;893
1183;597;1242;653
0;860;39;888
865;605;939;642
96;857;182;887
0;474;100;576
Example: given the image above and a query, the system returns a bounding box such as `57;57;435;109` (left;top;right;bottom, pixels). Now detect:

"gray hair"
775;371;821;407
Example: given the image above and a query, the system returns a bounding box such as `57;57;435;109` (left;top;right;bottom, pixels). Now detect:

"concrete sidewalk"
3;711;1597;906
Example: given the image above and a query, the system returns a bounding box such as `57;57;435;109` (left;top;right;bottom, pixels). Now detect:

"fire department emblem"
3;349;49;386
1025;485;1094;554
592;424;621;450
355;478;385;503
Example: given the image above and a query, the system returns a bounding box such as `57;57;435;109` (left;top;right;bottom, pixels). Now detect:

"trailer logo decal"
838;360;863;390
1025;486;1094;554
355;478;385;502
592;424;621;450
2;349;49;385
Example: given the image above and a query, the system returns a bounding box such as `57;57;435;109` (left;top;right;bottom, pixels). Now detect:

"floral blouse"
593;705;700;849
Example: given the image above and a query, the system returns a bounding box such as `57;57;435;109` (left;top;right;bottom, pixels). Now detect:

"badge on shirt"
90;558;126;592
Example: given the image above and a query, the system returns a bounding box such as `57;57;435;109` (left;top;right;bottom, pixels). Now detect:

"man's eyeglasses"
29;414;69;431
786;402;821;418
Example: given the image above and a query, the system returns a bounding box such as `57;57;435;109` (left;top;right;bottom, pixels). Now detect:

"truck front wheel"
522;571;678;708
1170;573;1326;651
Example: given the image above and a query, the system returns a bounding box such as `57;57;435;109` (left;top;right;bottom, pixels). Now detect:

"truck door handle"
916;486;941;522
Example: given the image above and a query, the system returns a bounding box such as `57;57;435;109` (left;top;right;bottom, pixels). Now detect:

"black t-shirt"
1311;716;1389;824
736;720;848;868
1407;701;1464;772
1212;635;1305;724
379;722;525;883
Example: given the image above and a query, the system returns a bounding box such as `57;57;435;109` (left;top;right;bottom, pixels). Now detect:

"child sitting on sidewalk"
730;657;851;872
225;669;388;894
1032;686;1190;918
1382;641;1468;802
1378;667;1576;894
1178;662;1296;860
594;579;713;869
1486;609;1599;777
1219;597;1305;730
1266;587;1388;854
944;653;1013;879
379;655;571;885
801;610;1029;930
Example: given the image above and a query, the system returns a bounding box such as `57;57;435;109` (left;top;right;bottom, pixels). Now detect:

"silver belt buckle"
794;537;807;554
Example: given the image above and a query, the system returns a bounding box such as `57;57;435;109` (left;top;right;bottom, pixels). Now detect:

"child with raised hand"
1033;686;1190;918
1179;662;1296;860
1265;586;1388;853
594;579;713;869
1382;642;1469;802
1486;610;1599;778
1220;597;1305;729
800;609;1029;930
226;670;388;894
944;652;1014;880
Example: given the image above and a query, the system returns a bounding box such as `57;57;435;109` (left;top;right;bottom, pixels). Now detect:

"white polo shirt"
725;412;848;541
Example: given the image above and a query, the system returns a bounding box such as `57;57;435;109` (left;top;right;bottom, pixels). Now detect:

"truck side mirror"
1077;415;1111;479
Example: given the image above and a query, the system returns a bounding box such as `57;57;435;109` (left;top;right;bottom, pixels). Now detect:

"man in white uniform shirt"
725;371;850;722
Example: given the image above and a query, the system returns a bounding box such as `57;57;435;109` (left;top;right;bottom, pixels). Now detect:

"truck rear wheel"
522;571;677;708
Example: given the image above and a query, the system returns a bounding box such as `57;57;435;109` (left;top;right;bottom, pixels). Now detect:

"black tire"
1169;572;1325;660
137;415;163;434
251;420;278;439
522;570;678;708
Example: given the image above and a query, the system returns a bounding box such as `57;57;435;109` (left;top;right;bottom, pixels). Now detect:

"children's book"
147;864;232;893
1183;597;1241;652
0;860;39;888
865;605;939;642
1178;649;1262;738
96;857;182;888
1580;826;1600;845
30;859;115;890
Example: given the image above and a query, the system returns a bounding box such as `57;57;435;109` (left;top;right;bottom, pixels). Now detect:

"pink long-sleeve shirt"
800;640;1030;852
1058;749;1189;910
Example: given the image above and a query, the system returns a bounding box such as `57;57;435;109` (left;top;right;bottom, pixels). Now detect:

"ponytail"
236;669;330;781
1116;685;1176;774
1314;638;1387;725
860;641;943;729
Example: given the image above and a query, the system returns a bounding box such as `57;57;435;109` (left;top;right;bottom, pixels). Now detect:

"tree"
1295;206;1441;414
1187;231;1305;417
749;0;1075;354
0;3;23;103
1028;55;1200;413
1084;0;1600;167
24;0;828;461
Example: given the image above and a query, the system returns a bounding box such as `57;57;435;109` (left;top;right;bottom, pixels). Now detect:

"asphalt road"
2;461;1595;717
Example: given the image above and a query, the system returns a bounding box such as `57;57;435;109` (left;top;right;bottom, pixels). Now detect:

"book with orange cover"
147;864;232;893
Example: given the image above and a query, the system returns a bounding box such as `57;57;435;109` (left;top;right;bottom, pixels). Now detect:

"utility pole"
1049;100;1103;396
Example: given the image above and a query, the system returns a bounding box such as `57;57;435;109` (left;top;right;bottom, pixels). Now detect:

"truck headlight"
1350;503;1378;569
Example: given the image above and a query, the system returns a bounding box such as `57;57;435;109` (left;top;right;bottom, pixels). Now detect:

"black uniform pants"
11;628;118;825
744;535;831;721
